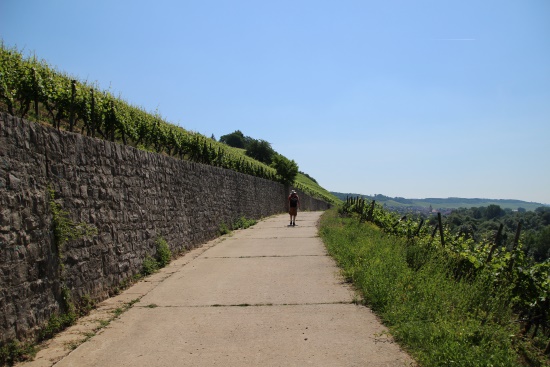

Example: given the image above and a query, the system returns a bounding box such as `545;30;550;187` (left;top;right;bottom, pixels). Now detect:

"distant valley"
330;192;549;213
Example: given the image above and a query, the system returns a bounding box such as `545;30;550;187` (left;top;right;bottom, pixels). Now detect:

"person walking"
288;190;300;226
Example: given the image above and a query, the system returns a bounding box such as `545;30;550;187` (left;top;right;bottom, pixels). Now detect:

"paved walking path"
22;212;414;367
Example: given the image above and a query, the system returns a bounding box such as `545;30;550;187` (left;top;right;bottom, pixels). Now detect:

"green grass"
319;209;547;367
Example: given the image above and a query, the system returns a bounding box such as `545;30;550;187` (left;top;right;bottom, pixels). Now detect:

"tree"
245;139;275;164
485;204;503;220
271;154;298;185
471;207;483;219
219;130;246;148
529;225;550;262
535;206;550;225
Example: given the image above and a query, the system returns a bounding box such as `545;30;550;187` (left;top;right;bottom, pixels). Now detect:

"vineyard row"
0;45;280;181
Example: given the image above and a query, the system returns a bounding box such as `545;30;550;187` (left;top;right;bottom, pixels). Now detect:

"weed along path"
22;212;414;367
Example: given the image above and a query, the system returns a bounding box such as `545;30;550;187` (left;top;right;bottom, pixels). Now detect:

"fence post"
367;200;375;221
486;224;504;263
414;219;424;238
393;216;406;228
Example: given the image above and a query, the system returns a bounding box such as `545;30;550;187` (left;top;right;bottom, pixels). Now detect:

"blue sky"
2;0;549;204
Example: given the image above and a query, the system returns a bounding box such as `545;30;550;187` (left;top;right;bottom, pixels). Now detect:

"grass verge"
319;209;548;367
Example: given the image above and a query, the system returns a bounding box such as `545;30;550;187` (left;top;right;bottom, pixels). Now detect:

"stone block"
8;173;21;190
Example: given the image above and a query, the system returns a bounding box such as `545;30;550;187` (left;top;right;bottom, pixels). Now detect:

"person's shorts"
289;207;298;216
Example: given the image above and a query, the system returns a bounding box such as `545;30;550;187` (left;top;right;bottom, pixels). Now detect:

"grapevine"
341;196;550;356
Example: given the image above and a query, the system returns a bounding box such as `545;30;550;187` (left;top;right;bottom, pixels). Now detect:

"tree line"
218;130;299;185
444;205;550;263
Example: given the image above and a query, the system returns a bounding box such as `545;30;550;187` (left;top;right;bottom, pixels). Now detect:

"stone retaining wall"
0;113;330;344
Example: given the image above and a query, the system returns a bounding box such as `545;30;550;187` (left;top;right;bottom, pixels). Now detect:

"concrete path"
22;212;414;367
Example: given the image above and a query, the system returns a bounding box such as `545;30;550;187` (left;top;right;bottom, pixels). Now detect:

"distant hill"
330;192;549;212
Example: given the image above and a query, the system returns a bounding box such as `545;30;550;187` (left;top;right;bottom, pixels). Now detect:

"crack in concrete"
136;301;355;309
201;254;327;259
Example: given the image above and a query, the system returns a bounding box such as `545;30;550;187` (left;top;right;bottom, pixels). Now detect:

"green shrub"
218;222;231;235
142;255;159;276
233;216;257;230
77;294;95;316
141;238;172;276
0;340;36;366
38;311;77;341
156;237;171;268
218;217;257;236
48;187;97;258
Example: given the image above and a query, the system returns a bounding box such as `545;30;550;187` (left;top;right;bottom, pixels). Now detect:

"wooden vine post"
367;200;375;222
413;219;424;238
486;224;504;264
508;221;522;272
